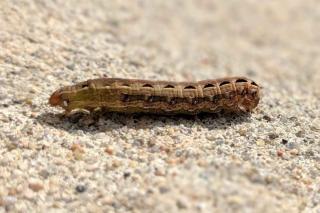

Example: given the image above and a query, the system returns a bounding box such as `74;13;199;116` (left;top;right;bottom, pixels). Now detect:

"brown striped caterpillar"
49;77;260;115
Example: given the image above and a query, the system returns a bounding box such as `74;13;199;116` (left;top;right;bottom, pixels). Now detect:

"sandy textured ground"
0;0;320;212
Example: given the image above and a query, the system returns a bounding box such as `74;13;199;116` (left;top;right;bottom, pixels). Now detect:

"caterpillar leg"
63;109;72;116
84;107;102;114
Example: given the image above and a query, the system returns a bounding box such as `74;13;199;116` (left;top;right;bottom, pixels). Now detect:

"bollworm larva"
49;77;261;115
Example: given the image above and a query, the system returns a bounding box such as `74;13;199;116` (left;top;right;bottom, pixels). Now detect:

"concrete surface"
0;0;319;212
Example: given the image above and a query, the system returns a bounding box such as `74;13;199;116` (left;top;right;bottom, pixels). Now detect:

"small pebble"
166;158;183;165
79;117;95;126
154;167;166;176
287;142;298;149
277;149;285;158
75;185;87;193
104;146;114;155
23;98;33;105
8;188;18;196
205;133;215;141
39;169;50;179
289;116;298;122
215;138;224;145
295;130;305;138
29;182;44;192
112;160;122;168
147;139;156;147
0;198;3;207
0;196;17;207
281;139;288;145
263;115;272;122
123;172;131;179
5;142;18;151
310;119;320;132
159;187;170;194
197;159;208;167
238;128;247;136
176;199;188;209
71;144;85;160
256;140;265;146
51;202;61;208
289;149;299;155
268;133;279;140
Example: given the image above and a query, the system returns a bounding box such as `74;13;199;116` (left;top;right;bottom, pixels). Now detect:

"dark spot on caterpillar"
152;96;167;102
191;98;205;104
219;81;230;86
251;81;258;86
128;95;145;101
147;96;153;102
241;89;247;95
212;94;222;103
236;79;247;83
205;97;213;102
164;85;174;89
192;98;199;105
249;90;258;96
142;84;153;88
204;84;215;89
144;96;168;103
122;94;145;102
122;94;129;102
184;85;196;89
80;82;89;89
122;83;130;87
169;98;176;105
168;97;188;105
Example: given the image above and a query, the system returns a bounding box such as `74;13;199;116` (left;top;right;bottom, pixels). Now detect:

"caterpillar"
49;77;261;115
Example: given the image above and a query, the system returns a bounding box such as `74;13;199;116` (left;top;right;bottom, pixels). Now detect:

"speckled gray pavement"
0;0;320;212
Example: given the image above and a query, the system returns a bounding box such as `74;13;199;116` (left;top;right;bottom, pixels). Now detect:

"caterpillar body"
49;77;260;115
